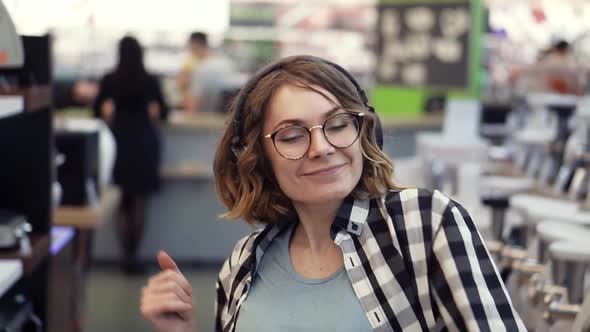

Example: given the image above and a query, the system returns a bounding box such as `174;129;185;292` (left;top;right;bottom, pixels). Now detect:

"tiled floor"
84;264;221;332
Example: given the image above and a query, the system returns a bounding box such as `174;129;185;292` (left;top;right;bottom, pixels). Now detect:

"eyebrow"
271;106;342;132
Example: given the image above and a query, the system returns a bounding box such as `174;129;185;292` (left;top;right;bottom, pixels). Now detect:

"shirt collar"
260;195;371;251
330;195;371;239
252;196;370;274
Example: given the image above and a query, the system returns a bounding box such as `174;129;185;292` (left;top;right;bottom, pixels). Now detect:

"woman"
94;36;169;274
140;56;525;331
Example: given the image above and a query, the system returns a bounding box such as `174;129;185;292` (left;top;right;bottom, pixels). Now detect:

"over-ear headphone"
230;55;383;157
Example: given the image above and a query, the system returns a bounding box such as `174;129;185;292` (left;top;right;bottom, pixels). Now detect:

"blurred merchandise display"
4;0;229;80
482;0;590;100
227;0;377;86
5;0;590;111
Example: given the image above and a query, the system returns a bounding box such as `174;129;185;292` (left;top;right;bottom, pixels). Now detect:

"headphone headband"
231;55;382;157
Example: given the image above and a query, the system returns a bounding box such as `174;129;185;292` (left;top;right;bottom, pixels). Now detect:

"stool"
536;240;590;326
537;222;590;264
481;177;535;242
549;240;590;305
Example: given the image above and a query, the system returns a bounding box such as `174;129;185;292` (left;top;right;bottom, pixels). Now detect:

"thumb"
157;250;180;272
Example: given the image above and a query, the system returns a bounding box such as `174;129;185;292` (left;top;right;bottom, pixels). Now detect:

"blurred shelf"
53;186;121;229
165;110;228;131
380;113;444;131
56;108;444;133
0;235;50;276
161;162;212;180
0;86;52;112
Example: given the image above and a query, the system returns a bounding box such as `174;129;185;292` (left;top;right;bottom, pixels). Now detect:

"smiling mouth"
302;164;346;176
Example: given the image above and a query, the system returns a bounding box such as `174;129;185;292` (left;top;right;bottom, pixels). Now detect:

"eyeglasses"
264;112;364;160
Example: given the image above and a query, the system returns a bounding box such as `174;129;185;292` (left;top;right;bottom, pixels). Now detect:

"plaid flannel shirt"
215;188;526;331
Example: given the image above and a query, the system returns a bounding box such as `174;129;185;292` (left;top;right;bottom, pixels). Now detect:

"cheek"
264;143;296;186
349;144;364;174
271;161;302;201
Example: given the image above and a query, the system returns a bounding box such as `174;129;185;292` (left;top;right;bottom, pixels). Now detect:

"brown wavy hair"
213;56;400;225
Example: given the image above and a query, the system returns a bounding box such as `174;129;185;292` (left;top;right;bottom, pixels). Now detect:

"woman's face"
262;84;363;206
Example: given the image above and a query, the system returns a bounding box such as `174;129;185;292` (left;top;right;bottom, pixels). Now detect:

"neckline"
282;222;345;285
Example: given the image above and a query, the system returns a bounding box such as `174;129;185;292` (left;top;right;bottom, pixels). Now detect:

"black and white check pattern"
215;188;526;331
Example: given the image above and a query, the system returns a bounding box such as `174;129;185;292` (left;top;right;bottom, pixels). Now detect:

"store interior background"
2;0;590;331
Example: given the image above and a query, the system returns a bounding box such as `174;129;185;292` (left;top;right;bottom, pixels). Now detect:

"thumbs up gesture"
141;251;196;332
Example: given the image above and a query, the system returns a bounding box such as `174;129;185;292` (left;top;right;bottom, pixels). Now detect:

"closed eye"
277;134;305;144
326;123;349;132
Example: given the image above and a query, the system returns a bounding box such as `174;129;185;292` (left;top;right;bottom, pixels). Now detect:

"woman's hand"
141;251;196;332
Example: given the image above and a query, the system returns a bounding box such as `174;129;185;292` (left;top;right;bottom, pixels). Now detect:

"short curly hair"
213;56;400;224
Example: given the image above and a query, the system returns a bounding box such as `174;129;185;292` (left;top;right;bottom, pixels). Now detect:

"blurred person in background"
93;35;169;275
53;79;98;109
177;32;205;109
514;39;587;95
185;31;244;113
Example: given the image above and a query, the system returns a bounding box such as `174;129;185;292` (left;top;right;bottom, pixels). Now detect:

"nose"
307;126;335;159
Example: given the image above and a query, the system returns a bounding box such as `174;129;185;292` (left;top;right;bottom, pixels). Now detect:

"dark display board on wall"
377;1;472;90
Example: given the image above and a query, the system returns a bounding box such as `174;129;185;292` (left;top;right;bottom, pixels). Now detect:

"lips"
302;164;347;176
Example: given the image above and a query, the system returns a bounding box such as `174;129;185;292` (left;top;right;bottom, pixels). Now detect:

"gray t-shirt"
235;222;373;331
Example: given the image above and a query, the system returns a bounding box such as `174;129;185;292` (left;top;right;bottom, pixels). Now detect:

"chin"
294;185;353;205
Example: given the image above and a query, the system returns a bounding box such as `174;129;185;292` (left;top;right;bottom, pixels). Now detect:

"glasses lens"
324;114;360;148
274;126;310;159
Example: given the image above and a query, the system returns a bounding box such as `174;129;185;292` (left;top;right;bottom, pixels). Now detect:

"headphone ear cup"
373;112;384;150
365;105;383;150
231;136;246;158
231;145;246;158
